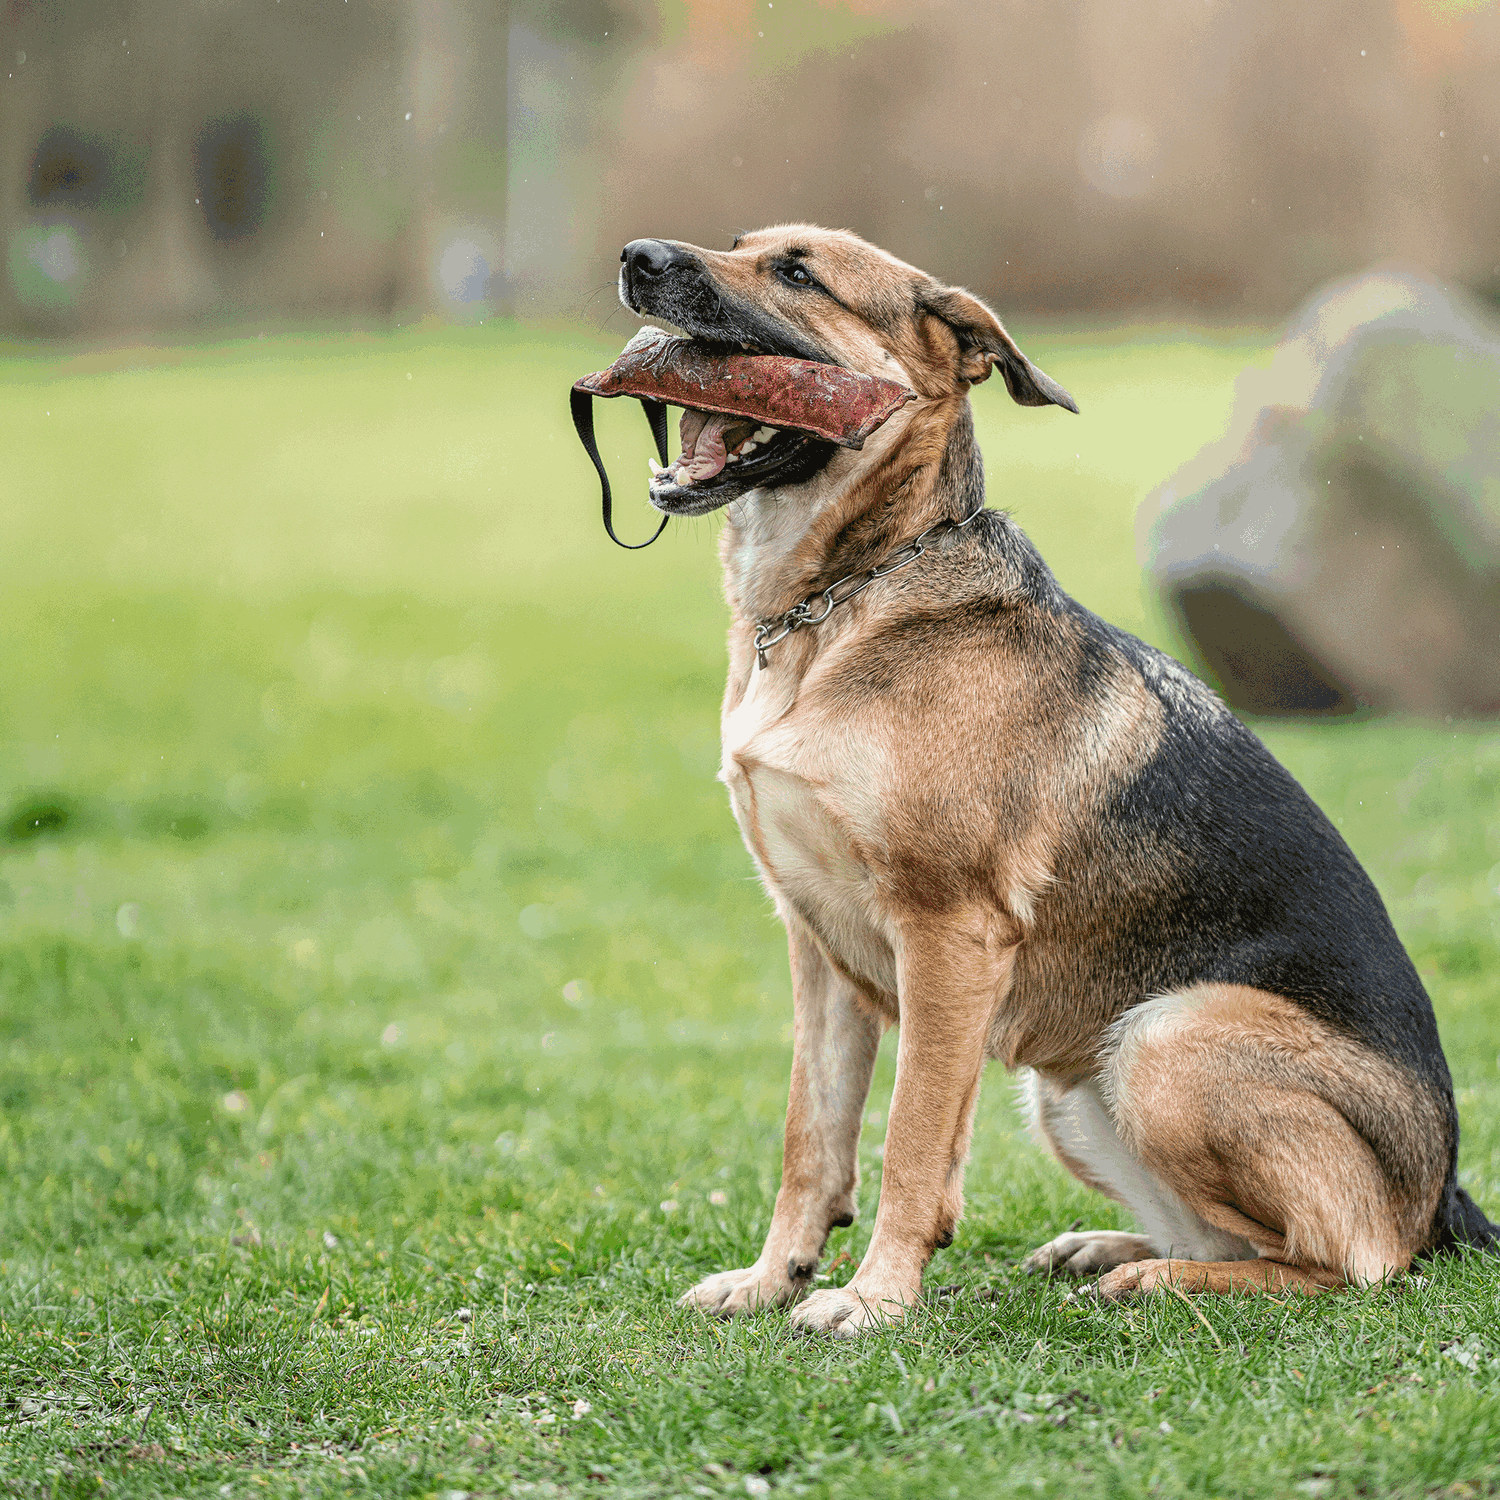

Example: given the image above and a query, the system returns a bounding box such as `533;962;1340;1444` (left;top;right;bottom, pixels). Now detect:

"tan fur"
1105;985;1444;1284
655;226;1451;1330
1094;1259;1349;1299
686;227;981;399
681;915;883;1317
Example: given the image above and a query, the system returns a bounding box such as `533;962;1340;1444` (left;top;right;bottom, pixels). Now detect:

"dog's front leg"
679;916;882;1318
792;912;1011;1336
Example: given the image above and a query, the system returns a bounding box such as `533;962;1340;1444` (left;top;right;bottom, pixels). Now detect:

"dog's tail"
1428;1179;1500;1257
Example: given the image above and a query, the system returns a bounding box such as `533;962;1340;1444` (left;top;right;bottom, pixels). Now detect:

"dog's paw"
679;1265;802;1318
1087;1258;1173;1301
1020;1230;1156;1278
788;1283;913;1337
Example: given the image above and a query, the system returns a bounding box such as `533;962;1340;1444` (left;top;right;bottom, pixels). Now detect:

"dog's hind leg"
1088;983;1447;1299
1088;1257;1346;1299
1020;1071;1249;1277
680;916;882;1318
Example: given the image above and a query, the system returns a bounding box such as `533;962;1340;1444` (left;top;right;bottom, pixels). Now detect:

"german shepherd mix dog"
617;225;1496;1335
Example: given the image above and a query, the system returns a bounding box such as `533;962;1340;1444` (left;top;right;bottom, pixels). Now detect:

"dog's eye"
779;264;813;287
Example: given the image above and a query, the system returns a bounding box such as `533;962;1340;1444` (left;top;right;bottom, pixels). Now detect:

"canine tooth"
752;426;777;443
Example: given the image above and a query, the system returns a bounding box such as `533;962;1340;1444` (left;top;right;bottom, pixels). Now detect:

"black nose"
621;239;693;280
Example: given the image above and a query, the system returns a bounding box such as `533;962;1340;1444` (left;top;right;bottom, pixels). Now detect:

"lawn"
1;318;1498;1499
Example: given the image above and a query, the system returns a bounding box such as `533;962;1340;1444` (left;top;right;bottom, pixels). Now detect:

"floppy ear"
923;285;1079;413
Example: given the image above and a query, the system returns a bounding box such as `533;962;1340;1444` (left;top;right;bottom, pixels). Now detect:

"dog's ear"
922;285;1079;413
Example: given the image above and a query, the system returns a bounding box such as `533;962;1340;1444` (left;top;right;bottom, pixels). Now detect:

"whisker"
562;282;619;319
595;307;628;336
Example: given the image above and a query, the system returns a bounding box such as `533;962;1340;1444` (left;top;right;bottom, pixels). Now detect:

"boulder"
1139;272;1500;716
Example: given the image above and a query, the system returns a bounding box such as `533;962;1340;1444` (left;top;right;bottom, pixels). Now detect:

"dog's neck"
717;393;984;631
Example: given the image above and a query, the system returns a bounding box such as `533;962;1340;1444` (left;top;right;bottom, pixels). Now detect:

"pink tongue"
678;409;733;482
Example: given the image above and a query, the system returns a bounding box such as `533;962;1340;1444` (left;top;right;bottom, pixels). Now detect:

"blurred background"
2;3;1500;1413
5;0;1500;332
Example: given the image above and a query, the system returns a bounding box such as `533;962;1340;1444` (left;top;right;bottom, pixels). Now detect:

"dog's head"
618;224;1076;515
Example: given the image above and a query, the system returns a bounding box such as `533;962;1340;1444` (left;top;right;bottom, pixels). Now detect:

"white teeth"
753;426;777;443
725;453;740;464
739;440;758;456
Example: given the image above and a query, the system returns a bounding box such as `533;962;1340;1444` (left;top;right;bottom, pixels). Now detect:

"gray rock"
1140;272;1500;715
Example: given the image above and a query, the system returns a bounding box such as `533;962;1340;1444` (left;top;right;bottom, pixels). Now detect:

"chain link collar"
752;505;984;669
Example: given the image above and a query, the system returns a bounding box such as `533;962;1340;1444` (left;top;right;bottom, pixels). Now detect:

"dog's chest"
719;669;897;995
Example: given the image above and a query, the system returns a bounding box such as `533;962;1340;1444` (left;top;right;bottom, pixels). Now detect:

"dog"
615;225;1496;1335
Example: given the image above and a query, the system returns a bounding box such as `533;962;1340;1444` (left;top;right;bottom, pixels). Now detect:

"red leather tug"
570;326;916;548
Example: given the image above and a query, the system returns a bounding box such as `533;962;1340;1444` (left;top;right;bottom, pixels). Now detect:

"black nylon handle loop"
569;387;671;550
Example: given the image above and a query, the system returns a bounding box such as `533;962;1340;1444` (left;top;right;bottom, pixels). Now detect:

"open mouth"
664;409;787;484
644;337;836;515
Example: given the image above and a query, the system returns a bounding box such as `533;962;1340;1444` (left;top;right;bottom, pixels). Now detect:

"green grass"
1;319;1498;1499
